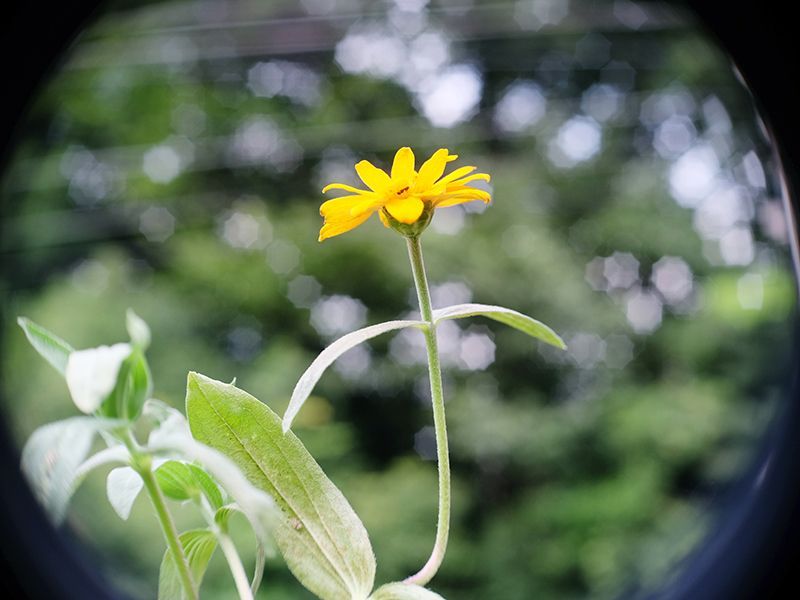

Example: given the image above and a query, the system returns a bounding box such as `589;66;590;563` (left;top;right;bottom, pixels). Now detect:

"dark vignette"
0;1;798;599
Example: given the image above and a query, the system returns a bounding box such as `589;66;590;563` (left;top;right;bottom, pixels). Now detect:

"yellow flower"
318;147;491;241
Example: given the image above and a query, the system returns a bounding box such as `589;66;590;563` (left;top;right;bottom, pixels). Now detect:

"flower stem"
404;235;450;587
124;433;198;600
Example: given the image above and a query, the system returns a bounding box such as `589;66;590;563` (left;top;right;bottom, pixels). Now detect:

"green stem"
198;496;256;600
124;433;198;600
218;531;255;600
404;236;450;587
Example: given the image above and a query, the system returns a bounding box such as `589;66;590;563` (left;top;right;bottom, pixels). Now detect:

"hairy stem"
404;235;451;586
125;433;198;600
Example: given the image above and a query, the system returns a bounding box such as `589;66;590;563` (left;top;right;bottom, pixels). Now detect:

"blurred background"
0;0;796;598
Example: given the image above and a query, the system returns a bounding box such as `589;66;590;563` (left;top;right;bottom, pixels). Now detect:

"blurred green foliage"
0;0;795;599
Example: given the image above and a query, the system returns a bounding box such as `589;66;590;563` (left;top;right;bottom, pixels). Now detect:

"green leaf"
126;308;152;349
106;466;144;520
17;317;74;375
284;319;425;432
155;460;224;510
186;372;376;600
21;417;123;523
433;303;566;349
370;583;446;600
146;418;279;547
99;349;152;421
158;529;217;600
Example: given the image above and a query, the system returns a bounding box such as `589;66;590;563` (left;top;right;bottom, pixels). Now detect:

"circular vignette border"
1;1;799;599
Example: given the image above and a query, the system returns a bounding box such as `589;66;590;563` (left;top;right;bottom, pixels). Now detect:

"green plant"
18;147;564;599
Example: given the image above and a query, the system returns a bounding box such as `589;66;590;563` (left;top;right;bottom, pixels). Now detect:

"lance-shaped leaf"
17;317;74;375
186;372;376;600
284;319;425;432
433;303;566;349
158;529;217;600
21;417;123;523
370;583;446;600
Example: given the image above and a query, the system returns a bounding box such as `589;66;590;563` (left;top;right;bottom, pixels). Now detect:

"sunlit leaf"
433;303;566;349
284;319;425;432
21;417;123;523
65;343;131;414
106;466;144;520
187;372;376;600
17;317;74;375
370;583;446;600
158;529;217;600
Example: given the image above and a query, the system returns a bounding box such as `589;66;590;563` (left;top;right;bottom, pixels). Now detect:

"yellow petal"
445;173;491;188
436;165;476;187
350;196;385;217
320;195;363;217
385;196;425;223
419;166;486;198
415;148;450;191
444;185;491;197
435;197;485;209
319;212;372;241
391;147;416;181
418;181;448;198
322;182;373;195
445;154;458;163
378;209;391;228
355;160;392;192
434;189;491;208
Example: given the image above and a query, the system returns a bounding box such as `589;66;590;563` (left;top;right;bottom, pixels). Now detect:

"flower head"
319;147;491;241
